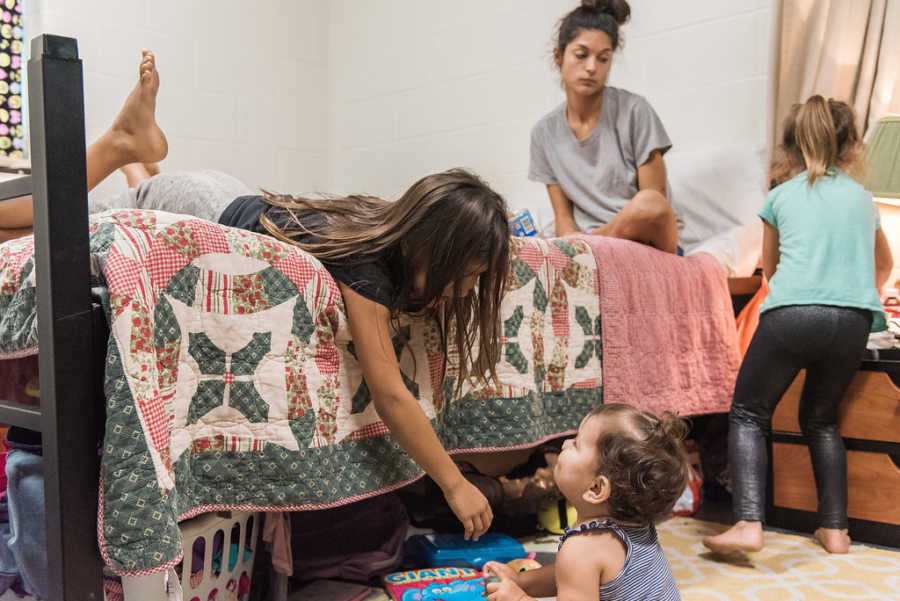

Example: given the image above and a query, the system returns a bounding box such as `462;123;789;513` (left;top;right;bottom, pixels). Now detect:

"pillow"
666;145;768;253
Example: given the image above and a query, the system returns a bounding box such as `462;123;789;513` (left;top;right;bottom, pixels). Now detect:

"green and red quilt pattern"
0;210;602;575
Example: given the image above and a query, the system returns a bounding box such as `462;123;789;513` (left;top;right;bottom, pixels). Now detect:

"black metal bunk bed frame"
0;35;105;600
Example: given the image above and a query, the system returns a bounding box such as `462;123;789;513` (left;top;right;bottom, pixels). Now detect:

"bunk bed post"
27;34;103;599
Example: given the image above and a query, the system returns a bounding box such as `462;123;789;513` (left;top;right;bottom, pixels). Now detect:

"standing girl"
703;96;893;555
530;0;678;253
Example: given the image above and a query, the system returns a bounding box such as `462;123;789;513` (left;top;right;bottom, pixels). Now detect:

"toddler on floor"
484;403;687;601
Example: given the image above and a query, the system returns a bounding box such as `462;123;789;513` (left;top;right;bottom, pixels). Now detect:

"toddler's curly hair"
590;403;689;524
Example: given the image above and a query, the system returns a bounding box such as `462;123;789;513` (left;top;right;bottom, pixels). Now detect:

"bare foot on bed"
702;521;764;554
108;51;168;165
814;528;850;554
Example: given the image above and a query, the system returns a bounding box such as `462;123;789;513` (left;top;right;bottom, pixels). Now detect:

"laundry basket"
178;511;259;601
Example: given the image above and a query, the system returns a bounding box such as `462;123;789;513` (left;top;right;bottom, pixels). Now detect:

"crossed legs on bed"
590;189;679;254
0;50;167;241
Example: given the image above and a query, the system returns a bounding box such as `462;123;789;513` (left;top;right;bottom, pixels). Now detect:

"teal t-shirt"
759;169;884;319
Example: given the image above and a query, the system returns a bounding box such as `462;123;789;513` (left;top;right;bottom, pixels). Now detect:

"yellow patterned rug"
517;517;900;600
659;517;900;601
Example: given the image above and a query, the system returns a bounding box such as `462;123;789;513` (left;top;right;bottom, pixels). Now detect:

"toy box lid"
405;533;525;568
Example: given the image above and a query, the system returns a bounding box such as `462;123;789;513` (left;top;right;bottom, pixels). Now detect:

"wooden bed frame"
0;35;106;600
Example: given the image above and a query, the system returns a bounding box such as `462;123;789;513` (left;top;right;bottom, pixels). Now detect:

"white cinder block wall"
20;0;775;226
329;0;776;231
23;0;333;204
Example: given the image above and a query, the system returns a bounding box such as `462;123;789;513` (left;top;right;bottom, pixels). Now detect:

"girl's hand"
443;478;493;541
484;564;530;601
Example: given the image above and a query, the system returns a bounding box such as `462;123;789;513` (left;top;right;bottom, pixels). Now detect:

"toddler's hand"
483;562;530;601
482;561;521;587
484;570;529;601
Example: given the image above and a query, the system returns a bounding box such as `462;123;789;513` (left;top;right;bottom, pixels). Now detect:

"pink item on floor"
574;235;739;416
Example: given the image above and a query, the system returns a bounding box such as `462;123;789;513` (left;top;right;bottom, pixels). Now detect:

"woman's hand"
484;562;531;601
442;477;493;541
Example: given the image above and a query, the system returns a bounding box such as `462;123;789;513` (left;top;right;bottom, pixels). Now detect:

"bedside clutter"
767;351;900;547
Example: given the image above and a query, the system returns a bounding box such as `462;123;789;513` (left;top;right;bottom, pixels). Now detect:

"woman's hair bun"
581;0;631;25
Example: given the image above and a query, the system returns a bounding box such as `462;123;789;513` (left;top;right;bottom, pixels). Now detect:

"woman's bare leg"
0;196;35;229
592;189;678;254
0;51;167;236
121;162;152;188
0;225;33;243
86;50;167;190
121;160;161;188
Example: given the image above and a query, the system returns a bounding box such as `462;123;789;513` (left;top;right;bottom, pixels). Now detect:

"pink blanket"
575;235;739;416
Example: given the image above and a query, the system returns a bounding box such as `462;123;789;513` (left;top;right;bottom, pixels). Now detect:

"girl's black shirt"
218;195;400;309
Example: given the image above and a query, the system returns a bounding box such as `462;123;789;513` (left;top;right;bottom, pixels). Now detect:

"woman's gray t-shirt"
528;86;673;231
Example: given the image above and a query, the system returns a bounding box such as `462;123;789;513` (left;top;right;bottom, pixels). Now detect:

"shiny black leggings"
729;305;872;529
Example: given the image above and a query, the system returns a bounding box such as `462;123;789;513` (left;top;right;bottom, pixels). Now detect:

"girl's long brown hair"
769;95;863;187
259;168;510;393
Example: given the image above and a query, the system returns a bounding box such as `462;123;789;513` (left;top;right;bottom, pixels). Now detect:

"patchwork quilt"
0;210;602;575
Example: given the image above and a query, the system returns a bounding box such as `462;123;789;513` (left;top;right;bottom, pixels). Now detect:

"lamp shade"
867;116;900;199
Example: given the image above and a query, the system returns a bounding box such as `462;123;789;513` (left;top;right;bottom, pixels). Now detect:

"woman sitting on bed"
0;51;509;543
531;0;678;253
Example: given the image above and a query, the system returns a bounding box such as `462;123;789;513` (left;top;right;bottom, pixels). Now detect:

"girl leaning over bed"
218;174;510;544
0;49;509;541
703;96;894;556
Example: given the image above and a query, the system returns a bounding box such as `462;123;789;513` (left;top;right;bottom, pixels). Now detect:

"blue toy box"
405;533;525;569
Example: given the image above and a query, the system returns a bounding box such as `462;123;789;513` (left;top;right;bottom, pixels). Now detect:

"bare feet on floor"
107;51;168;166
702;520;764;554
814;528;851;554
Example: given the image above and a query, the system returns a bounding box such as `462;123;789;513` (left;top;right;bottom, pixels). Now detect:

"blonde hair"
769;95;863;187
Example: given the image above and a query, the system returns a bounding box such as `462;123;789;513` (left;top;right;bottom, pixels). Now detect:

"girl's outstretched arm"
340;283;493;540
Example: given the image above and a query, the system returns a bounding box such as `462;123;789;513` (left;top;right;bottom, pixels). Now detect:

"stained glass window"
0;0;23;158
